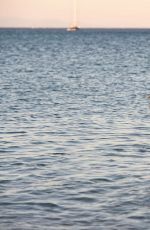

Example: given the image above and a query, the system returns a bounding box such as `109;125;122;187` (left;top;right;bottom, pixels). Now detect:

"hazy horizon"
0;27;150;29
0;0;150;28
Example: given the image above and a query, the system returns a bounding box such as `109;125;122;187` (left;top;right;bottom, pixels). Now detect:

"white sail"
73;0;77;27
67;0;79;31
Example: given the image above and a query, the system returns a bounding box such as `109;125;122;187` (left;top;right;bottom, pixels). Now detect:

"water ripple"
0;29;150;230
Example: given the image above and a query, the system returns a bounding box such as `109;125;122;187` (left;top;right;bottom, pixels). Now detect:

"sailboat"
67;0;79;31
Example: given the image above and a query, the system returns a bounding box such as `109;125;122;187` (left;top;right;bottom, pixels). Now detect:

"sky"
0;0;150;28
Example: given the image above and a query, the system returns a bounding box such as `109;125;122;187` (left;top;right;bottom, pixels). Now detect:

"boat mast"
67;0;79;31
73;0;77;26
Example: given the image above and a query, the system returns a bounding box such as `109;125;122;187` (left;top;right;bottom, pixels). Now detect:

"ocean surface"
0;29;150;230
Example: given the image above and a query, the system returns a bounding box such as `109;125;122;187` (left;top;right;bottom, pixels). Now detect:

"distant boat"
67;0;79;31
67;26;79;32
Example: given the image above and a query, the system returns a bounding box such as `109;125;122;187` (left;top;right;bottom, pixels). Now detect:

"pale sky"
0;0;150;28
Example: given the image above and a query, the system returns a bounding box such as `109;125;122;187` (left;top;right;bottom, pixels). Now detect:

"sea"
0;29;150;230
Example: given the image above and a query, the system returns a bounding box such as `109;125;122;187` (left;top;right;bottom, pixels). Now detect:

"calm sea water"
0;29;150;230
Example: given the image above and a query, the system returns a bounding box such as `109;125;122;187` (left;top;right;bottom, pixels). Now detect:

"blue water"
0;29;150;230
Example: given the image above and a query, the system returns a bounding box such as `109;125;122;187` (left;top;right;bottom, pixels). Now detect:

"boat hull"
67;26;79;32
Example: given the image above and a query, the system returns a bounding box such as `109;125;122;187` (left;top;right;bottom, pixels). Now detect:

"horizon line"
0;27;150;29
